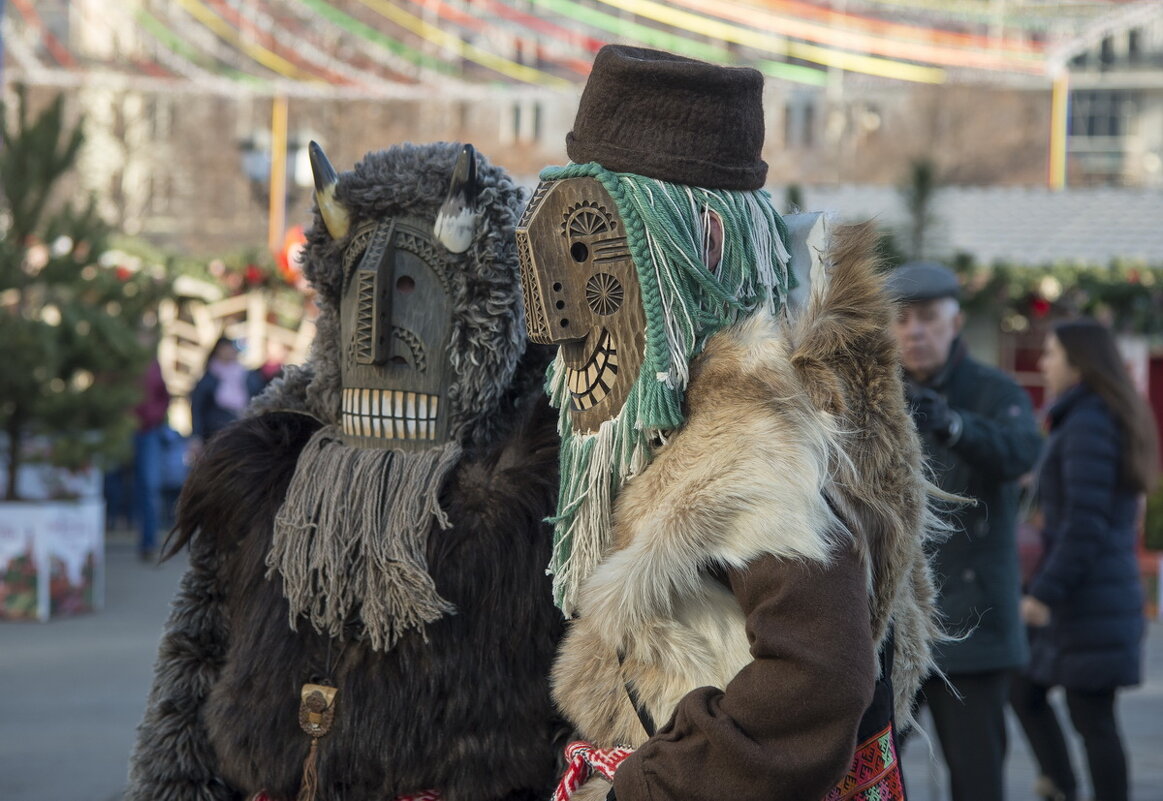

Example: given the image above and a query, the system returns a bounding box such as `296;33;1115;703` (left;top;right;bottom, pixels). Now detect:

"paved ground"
1;539;1161;801
900;625;1163;800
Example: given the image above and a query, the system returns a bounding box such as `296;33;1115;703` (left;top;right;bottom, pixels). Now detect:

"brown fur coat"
551;225;941;800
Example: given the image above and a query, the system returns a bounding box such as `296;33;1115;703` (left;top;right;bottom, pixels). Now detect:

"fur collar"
551;224;942;744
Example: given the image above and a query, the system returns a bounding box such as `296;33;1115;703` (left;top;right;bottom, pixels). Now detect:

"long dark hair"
1054;318;1159;492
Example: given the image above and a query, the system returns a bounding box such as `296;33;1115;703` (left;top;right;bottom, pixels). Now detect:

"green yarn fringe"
540;162;792;614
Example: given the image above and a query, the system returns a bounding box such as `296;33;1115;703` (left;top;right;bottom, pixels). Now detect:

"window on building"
1100;36;1115;69
505;100;543;145
783;95;818;149
1069;90;1140;138
148;98;173;139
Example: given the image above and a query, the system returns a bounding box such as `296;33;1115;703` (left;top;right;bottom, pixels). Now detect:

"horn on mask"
434;144;479;254
309;141;351;240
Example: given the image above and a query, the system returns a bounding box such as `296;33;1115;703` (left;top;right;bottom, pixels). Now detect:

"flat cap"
885;261;960;303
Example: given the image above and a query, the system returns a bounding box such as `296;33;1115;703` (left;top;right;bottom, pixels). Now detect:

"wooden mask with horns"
309;142;481;450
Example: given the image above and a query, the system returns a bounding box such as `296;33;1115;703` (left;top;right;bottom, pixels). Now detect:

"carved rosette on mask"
517;162;792;614
517;178;645;433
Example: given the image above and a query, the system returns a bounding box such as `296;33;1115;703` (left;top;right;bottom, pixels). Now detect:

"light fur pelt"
551;223;942;754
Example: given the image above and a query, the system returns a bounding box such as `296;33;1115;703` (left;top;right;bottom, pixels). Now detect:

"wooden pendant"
296;683;338;801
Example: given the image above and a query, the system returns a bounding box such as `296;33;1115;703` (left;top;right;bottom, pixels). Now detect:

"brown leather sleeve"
612;543;875;801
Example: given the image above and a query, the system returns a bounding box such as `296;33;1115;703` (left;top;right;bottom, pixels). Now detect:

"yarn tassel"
268;428;461;651
297;738;320;801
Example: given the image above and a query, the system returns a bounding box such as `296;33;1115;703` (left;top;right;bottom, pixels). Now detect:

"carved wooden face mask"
337;217;454;448
311;142;480;450
517;177;646;433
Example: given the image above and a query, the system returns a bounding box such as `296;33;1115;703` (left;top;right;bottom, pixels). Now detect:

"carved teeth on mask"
565;329;619;411
340;388;441;440
309;141;351;240
433;144;479;254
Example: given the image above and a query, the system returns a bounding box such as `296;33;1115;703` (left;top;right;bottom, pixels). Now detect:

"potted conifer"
0;87;168;620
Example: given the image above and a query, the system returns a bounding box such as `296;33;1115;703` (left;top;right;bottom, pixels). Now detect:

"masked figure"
519;45;943;801
126;142;564;801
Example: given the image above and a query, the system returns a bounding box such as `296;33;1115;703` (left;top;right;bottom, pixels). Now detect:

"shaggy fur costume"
126;394;563;801
552;225;940;784
257;144;534;650
126;143;566;801
257;143;529;445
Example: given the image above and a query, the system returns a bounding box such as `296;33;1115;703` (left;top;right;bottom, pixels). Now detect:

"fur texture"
793;223;944;730
127;141;565;801
257;142;528;450
127;364;566;801
252;144;533;651
551;224;940;747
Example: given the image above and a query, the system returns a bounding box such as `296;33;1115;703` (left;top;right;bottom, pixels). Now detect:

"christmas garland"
949;257;1163;338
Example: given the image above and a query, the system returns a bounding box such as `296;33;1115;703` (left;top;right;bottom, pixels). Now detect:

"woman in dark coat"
1012;317;1158;801
189;336;249;446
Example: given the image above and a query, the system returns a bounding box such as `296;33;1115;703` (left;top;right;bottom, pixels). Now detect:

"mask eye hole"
570;242;589;263
396;275;415;294
390;355;408;365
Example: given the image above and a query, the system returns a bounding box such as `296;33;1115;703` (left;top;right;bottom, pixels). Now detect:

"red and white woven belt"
553;741;635;801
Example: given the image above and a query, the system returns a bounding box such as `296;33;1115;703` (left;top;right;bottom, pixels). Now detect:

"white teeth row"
341;388;439;440
566;329;618;411
567;350;619;395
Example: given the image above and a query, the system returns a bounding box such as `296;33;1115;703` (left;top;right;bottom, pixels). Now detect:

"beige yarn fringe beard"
268;425;462;652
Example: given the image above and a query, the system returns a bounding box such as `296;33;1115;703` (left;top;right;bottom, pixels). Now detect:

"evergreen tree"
900;158;941;260
0;87;168;500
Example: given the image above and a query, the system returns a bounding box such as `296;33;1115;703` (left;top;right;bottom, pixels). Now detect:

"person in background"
188;337;248;455
887;261;1043;801
133;354;170;562
157;422;188;530
1011;318;1157;801
247;341;288;399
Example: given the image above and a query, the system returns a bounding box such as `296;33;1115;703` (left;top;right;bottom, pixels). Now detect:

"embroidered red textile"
553;741;635;801
823;724;905;801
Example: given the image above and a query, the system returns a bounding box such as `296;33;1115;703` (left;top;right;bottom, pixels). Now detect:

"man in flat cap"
519;44;945;801
888;260;1042;801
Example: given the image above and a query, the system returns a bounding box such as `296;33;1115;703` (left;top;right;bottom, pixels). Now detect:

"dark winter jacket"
1027;384;1145;690
189;371;242;442
916;339;1042;674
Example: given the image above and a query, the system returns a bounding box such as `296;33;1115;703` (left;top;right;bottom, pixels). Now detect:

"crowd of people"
116;44;1155;801
887;263;1156;801
105;336;283;561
